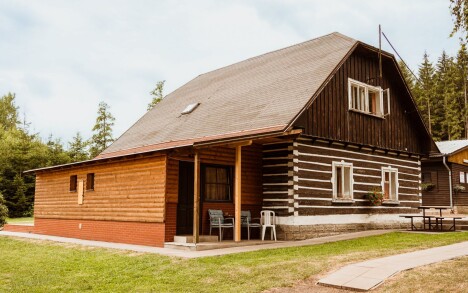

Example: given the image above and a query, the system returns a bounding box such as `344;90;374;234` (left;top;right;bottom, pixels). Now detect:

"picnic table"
400;206;463;231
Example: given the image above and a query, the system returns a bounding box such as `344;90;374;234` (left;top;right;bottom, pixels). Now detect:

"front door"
176;161;194;235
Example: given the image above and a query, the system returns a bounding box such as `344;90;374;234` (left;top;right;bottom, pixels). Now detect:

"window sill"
332;199;355;204
349;109;385;119
382;200;400;205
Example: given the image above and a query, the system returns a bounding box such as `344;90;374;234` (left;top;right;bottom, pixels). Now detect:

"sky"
0;0;462;145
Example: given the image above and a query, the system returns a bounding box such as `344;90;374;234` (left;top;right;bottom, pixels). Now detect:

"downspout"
442;156;453;208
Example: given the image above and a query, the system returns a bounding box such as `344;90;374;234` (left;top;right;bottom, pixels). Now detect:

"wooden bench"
435;217;464;231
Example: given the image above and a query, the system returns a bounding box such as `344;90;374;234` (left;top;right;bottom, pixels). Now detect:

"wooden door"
177;161;194;235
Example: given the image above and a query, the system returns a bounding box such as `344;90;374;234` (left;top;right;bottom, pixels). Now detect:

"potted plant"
365;187;384;206
421;182;436;191
453;184;465;194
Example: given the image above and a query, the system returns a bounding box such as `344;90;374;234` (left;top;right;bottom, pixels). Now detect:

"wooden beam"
234;145;242;242
193;150;200;244
224;140;252;149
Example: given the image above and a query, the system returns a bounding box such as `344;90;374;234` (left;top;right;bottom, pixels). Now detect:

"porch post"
234;145;242;242
193;150;200;243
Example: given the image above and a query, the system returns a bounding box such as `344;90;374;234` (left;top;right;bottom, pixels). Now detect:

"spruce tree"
0;93;19;131
147;80;165;111
455;42;468;138
68;132;89;162
414;52;436;134
90;101;115;158
398;60;416;93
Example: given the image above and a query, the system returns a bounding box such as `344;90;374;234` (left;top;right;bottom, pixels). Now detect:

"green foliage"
404;46;468;140
68;132;90;162
0;193;8;227
147;80;165;111
0;93;19;131
365;187;383;206
450;0;468;41
90;101;115;158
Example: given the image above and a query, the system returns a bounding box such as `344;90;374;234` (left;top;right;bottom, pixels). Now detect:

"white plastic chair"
261;210;277;241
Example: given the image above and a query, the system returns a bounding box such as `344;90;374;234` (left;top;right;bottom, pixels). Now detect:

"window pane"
390;172;397;200
217;168;228;184
343;167;350;198
205;167;217;183
359;87;365;111
205;183;217;200
336;166;342;198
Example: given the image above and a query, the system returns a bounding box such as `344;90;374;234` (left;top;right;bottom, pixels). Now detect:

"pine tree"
147;80;165;111
68;132;89;162
90;101;115;158
414;52;436;134
433;51;453;140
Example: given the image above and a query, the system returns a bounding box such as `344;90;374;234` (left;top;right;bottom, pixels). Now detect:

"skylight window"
181;103;200;115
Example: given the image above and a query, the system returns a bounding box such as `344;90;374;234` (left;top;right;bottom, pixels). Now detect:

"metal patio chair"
241;210;261;240
208;209;234;241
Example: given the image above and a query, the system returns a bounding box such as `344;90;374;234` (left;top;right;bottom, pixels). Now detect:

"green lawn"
5;217;34;224
0;232;467;292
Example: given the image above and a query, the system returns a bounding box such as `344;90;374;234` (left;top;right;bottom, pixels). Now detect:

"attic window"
348;78;390;117
181;103;200;115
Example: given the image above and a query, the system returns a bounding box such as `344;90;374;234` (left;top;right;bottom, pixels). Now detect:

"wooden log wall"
293;137;421;215
262;141;294;217
294;47;433;154
34;155;167;223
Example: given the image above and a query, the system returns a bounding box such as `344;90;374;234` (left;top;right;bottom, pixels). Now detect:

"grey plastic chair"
208;209;234;241
241;210;261;240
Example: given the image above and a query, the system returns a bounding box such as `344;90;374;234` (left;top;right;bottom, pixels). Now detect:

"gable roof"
436;140;468;155
98;32;357;159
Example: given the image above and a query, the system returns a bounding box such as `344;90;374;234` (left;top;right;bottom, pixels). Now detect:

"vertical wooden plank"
234;145;242;242
193;150;200;243
77;180;84;205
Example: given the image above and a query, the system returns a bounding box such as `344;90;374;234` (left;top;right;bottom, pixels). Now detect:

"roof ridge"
196;32;357;79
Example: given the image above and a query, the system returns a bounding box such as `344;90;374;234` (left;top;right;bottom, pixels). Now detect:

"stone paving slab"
318;241;468;291
0;230;391;259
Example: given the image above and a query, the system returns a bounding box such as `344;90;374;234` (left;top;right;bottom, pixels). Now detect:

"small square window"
70;175;77;192
86;173;94;190
348;78;387;117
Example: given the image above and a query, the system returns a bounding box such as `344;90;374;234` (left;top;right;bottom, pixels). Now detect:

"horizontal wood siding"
421;161;451;206
262;141;293;216
294;137;420;215
448;148;468;165
34;155;167;222
451;163;468;206
294;47;431;154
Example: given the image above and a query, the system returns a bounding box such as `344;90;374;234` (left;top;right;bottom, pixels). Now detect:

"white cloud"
0;0;461;145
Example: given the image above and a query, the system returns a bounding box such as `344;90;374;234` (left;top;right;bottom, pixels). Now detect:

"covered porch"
164;130;300;246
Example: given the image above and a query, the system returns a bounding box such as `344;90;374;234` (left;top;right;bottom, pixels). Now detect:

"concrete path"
318;241;468;291
0;230;391;259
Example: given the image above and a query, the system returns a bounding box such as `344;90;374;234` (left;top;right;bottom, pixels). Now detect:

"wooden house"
421;140;468;213
27;33;436;247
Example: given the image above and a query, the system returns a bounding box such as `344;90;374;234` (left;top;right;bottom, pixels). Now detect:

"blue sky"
0;0;462;144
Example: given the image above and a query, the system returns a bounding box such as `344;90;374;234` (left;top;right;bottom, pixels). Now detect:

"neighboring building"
25;32;436;247
421;140;468;213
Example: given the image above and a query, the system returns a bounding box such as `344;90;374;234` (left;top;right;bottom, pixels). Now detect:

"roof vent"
181;102;200;115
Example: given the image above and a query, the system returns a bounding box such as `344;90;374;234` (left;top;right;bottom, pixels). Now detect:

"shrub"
0;193;8;228
453;184;465;194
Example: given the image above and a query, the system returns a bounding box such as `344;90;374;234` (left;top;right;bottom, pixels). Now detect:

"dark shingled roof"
98;32;358;158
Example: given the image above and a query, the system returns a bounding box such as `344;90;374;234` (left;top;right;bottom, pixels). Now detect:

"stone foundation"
276;222;412;241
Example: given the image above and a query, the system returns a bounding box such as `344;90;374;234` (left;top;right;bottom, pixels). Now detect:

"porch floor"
164;239;279;251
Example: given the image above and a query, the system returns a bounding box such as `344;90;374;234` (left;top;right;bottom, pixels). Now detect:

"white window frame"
348;78;387;117
381;166;399;203
331;161;354;201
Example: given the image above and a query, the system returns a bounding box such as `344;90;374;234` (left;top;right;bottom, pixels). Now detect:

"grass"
0;232;467;292
5;217;34;224
376;256;468;293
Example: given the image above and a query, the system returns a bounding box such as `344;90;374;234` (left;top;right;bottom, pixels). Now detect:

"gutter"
442;155;453;208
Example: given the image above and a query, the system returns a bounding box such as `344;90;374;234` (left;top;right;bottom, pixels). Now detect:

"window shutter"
382;88;390;115
77;180;84;205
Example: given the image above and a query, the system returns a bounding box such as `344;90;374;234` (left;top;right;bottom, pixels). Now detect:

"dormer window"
348;78;389;117
181;102;200;115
